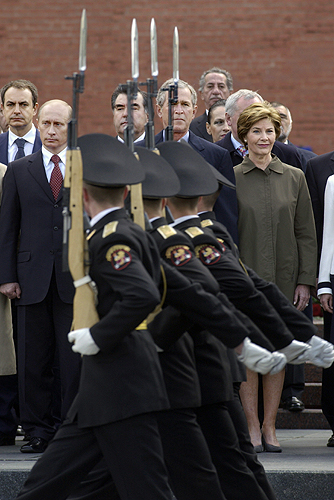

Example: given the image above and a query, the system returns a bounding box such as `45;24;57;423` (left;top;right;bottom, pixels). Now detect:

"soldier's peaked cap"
208;164;235;189
157;141;231;197
135;147;180;198
77;133;145;187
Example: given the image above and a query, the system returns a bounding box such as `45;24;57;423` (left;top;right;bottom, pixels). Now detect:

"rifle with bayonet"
163;27;179;141
122;18;145;229
62;9;99;330
139;18;158;150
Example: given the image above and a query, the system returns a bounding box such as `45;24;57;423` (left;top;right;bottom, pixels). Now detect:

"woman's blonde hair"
237;101;281;146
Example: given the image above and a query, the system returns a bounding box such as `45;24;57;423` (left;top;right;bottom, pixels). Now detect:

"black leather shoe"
0;435;15;446
16;425;25;436
20;437;48;453
327;433;334;447
282;396;305;412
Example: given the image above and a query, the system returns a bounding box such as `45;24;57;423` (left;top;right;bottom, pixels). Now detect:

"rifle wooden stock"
64;148;99;330
129;183;145;230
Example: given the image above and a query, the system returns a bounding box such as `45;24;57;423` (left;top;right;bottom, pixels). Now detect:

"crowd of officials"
0;69;333;500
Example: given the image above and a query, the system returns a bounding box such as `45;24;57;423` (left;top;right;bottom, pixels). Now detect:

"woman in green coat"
234;102;317;452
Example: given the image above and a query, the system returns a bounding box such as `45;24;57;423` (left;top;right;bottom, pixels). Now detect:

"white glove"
68;328;100;356
269;352;289;375
306;336;334;369
237;337;287;375
278;340;311;364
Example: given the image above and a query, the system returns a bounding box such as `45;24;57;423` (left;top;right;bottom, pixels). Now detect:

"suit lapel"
188;131;205;153
27;151;58;202
0;132;9;165
32;130;42;154
155;131;164;144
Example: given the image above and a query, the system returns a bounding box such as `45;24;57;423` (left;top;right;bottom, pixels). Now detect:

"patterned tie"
237;145;247;158
50;155;63;201
14;138;26;160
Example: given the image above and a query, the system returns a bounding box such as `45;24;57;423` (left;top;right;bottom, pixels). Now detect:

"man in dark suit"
0;80;42;447
0;100;81;453
16;134;175;500
306;152;334;446
190;67;233;142
0;80;42;164
271;101;317;172
137;78;239;243
111;85;148;143
216;89;303;171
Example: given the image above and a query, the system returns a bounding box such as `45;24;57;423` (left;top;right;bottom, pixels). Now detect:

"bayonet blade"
173;27;179;83
150;18;158;77
79;9;87;72
131;19;139;80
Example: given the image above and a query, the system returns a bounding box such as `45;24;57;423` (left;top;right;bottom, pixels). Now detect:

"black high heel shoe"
262;434;282;453
253;444;264;453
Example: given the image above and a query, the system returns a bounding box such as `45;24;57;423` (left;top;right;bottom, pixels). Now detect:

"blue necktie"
14;138;26;160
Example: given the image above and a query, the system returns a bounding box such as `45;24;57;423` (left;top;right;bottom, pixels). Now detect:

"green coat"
234;155;317;303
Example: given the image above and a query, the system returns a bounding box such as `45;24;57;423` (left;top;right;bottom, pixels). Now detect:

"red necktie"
50;155;63;201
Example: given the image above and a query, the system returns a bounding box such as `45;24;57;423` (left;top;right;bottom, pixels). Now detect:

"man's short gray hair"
156;79;197;109
225;89;263;117
199;68;233;93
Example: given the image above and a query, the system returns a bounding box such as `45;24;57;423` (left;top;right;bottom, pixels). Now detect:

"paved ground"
0;430;334;500
258;429;334;472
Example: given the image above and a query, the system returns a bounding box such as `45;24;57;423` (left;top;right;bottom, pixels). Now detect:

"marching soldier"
16;134;175;500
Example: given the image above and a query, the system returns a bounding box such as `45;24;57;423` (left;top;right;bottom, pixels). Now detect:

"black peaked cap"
156;141;219;197
77;133;145;187
208;164;235;189
135;147;180;198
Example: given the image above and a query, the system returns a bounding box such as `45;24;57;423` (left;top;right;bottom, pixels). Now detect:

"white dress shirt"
8;125;37;162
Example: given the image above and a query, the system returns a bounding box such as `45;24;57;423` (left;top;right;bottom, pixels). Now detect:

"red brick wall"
1;0;333;154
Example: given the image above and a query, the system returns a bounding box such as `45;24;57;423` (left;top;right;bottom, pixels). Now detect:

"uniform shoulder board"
102;221;119;238
157;225;177;239
86;229;96;241
200;219;214;228
217;238;226;253
185;226;204;238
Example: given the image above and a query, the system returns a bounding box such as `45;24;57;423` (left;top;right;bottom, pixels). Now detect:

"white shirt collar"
162;130;190;143
42;146;67;166
170;214;199;227
90;207;121;227
117;131;146;143
8;124;36;147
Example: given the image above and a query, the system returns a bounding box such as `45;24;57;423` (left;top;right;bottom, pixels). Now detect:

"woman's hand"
319;293;333;314
293;284;310;311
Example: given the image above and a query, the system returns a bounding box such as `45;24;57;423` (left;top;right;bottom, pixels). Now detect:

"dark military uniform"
150;217;270;500
16;133;178;500
16;208;176;500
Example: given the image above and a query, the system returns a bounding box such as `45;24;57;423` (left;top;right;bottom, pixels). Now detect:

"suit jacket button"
53;226;59;231
50;250;54;255
54;204;58;208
